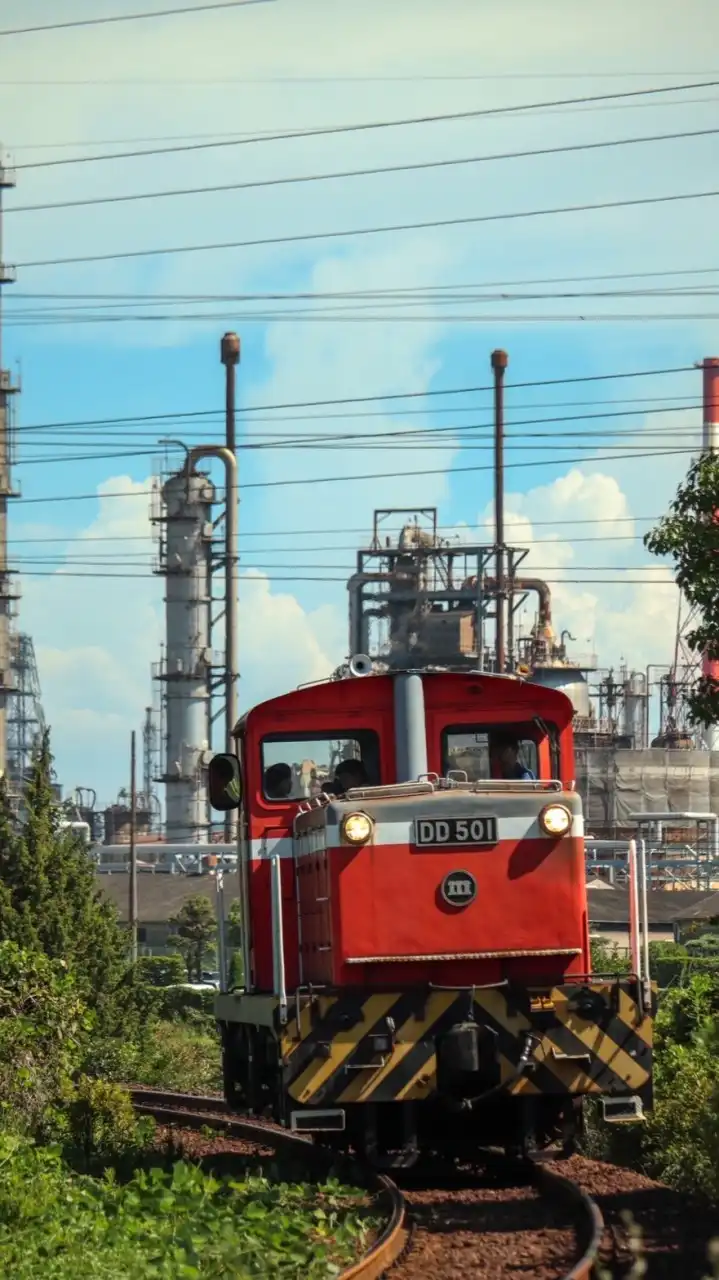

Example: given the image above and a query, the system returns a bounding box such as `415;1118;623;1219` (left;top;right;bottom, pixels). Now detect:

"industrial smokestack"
491;349;508;674
701;358;719;750
221;332;240;456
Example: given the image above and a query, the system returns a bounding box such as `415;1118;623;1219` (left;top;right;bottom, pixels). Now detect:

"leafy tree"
0;731;128;1016
168;896;216;983
227;898;244;988
645;454;719;724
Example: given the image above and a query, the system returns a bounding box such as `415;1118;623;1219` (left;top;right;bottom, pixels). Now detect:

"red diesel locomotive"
209;665;654;1168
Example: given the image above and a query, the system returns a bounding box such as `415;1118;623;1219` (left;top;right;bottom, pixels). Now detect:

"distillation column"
156;468;215;842
0;152;18;781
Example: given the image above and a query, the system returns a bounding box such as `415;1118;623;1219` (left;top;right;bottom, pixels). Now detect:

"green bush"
134;956;187;987
125;1020;222;1094
0;941;87;1135
590;936;630;974
59;1076;155;1171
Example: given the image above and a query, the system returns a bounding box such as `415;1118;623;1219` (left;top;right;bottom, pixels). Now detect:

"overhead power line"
8;364;695;434
10;444;694;505
14;80;719;170
18;190;718;270
9;127;719;216
8;515;664;537
10;365;696;436
4;72;719;86
0;0;272;38
9;568;676;587
11;266;719;302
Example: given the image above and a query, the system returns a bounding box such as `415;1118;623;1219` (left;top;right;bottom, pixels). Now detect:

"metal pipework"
491;349;508;674
348;572;393;656
463;575;552;630
394;672;428;782
187;447;239;838
630;809;719;864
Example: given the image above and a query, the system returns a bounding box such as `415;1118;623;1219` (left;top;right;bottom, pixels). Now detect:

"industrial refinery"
1;140;719;896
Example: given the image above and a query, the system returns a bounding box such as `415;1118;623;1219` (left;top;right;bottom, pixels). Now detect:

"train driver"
264;762;293;799
489;731;536;781
331;758;369;795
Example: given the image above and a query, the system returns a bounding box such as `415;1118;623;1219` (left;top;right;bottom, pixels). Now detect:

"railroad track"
129;1087;602;1278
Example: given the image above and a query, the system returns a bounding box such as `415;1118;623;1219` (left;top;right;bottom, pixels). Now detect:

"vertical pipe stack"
0;153;17;781
491;349;508;674
701;357;719;751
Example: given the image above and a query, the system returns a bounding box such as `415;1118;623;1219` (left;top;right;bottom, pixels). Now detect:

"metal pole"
129;730;138;964
491;349;508;673
215;867;227;992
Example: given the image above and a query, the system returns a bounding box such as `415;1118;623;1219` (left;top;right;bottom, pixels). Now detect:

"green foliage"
645;454;719;724
58;1076;155;1172
0;940;87;1135
168;895;217;983
643;1036;719;1203
134;955;187;987
0;732;128;1018
228;898;244;988
590;936;630;974
0;1135;373;1279
97;1019;222;1095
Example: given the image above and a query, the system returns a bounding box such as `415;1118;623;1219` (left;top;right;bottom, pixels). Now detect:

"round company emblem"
440;869;477;908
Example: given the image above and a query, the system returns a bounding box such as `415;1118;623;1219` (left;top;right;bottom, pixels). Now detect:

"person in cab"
489;731;536;781
330;758;369;795
264;762;293;799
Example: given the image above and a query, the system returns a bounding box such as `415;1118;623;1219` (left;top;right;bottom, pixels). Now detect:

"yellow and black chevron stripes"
264;980;655;1106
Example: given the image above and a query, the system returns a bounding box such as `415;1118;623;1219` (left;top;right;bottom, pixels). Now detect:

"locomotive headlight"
341;812;374;845
539;803;572;836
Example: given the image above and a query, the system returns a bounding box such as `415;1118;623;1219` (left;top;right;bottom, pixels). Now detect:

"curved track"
129;1088;601;1278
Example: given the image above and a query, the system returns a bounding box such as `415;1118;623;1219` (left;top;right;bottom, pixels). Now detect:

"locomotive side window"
261;729;380;802
443;726;539;782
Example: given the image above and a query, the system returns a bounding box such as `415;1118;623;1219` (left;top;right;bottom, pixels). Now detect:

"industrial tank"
529;665;591;717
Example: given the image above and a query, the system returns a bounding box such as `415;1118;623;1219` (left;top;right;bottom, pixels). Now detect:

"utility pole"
215;867;227;992
700;357;719;750
491;349;508;674
129;730;138;963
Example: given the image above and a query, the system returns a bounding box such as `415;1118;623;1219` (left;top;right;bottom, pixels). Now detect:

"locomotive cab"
211;668;654;1168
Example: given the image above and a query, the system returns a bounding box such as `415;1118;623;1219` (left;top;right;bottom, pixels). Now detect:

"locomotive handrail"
447;778;564;793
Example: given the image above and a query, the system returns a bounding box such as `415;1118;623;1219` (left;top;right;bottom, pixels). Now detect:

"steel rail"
129;1087;409;1280
531;1164;604;1280
129;1088;601;1277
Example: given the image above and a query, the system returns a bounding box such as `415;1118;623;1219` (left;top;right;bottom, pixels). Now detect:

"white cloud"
479;466;679;671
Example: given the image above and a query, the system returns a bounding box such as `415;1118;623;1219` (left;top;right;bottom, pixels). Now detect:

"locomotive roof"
232;669;575;737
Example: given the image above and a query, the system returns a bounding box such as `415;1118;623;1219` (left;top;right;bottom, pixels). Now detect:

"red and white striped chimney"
701;358;719;747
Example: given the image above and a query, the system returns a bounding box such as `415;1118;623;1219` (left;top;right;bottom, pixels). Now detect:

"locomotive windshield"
442;722;557;782
260;728;380;801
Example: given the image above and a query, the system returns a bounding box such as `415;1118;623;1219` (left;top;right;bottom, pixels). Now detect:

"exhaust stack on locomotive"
209;663;654;1169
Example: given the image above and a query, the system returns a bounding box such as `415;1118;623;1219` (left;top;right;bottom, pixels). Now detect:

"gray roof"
96;872;240;923
668;891;719;922
587;887;712;926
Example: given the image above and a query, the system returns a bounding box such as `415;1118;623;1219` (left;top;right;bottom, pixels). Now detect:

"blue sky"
1;0;718;799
